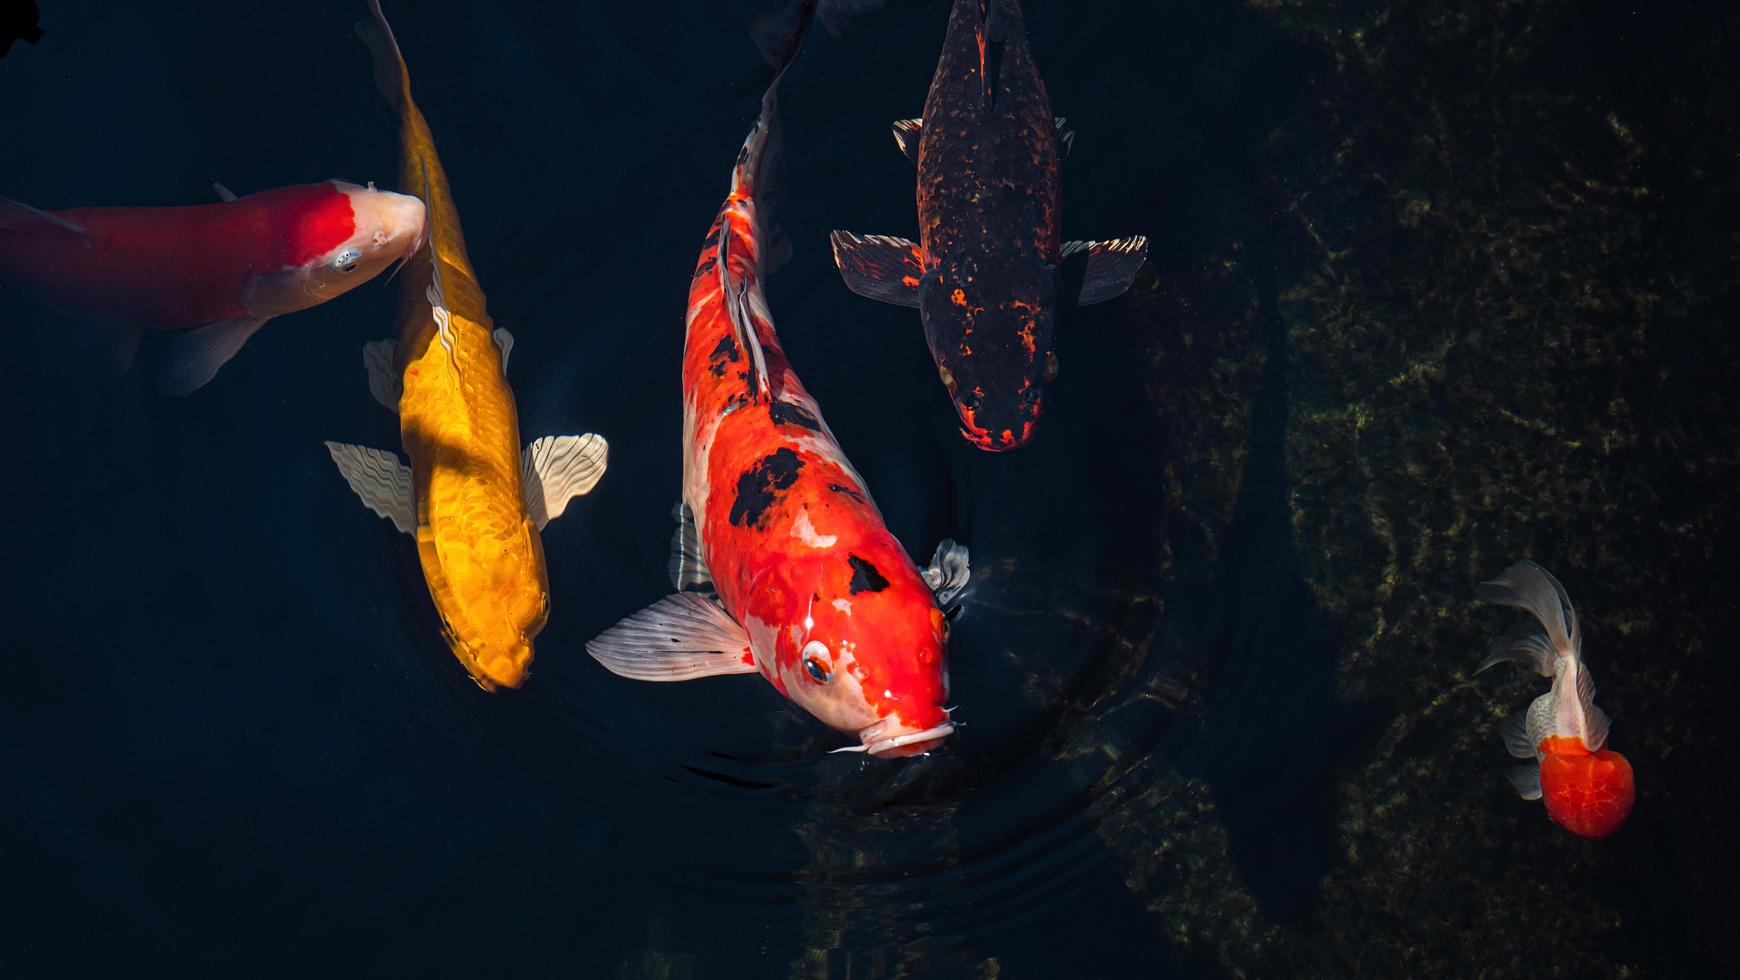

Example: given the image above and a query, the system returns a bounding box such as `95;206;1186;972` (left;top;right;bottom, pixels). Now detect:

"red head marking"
1537;736;1635;839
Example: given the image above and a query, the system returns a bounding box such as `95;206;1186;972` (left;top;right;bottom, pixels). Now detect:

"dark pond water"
3;1;1735;977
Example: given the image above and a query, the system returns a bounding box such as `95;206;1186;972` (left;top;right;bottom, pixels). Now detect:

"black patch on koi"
729;448;804;529
708;333;741;377
828;482;866;504
768;400;820;432
847;555;890;594
693;254;718;281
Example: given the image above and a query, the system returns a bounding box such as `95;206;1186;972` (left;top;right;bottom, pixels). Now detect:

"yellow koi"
326;0;608;690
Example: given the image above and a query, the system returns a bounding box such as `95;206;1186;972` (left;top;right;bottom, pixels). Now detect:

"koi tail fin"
356;0;412;114
1478;560;1580;658
734;0;883;199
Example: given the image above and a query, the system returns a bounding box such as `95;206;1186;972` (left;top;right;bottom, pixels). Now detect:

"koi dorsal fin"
717;221;772;402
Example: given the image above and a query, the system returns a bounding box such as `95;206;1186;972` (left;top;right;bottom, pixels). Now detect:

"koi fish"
324;0;608;691
828;0;1148;451
0;180;425;394
1477;561;1635;839
586;0;970;758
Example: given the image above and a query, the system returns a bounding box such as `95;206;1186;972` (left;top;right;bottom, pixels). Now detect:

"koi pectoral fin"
1506;765;1543;801
891;117;922;164
0;196;86;237
1499;713;1537;760
522;433;608;530
829;231;922;308
586;593;759;682
157;316;271;395
669;501;714;593
212;182;238;203
923;538;971;607
324;441;415;534
1055;117;1075;158
492;327;514;373
362;339;400;411
1062;237;1149;306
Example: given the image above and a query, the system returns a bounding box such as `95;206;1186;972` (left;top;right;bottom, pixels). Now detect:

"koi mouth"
830;714;956;757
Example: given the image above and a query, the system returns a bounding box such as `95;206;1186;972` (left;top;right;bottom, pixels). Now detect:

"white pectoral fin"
324;441;415;533
493;327;514;373
923;538;971;607
212;182;238;203
363;339;401;411
668;500;713;592
585;593;758;682
157;316;271;395
522;433;608;529
1506;765;1543;801
1498;713;1537;760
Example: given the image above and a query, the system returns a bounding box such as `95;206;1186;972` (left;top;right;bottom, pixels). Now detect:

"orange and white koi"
587;0;969;757
0;180;424;394
324;0;607;691
1477;561;1635;839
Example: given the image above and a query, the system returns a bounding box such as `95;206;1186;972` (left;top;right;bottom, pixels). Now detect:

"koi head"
766;550;954;758
247;180;426;314
1537;736;1635;839
921;261;1060;452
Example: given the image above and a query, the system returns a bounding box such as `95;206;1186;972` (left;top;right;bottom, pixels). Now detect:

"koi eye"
334;248;362;273
801;640;832;683
938;363;956;392
960;390;982;412
1043;352;1060;382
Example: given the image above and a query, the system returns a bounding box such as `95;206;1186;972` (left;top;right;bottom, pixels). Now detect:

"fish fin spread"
891;117;922;164
324;441;415;533
1062;237;1150;306
586;593;759;682
0;196;87;236
1479;560;1580;657
1476;617;1556;677
669;501;714;592
1506;765;1543;801
1573;661;1612;752
363;339;401;411
212;182;238;203
356;0;409;114
1499;713;1537;760
521;434;608;530
493;327;514;373
923;538;971;607
157;316;271;395
1055;117;1075;158
716;224;772;402
829;231;923;308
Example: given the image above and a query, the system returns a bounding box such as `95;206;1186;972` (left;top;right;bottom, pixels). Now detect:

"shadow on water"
0;0;42;60
1170;244;1386;926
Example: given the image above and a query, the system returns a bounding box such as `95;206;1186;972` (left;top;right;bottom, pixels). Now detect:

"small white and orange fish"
324;0;607;690
1477;560;1635;839
0;180;425;393
586;0;969;757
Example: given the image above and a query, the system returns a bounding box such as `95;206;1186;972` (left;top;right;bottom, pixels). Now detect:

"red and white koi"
1477;561;1635;839
0;180;425;393
587;0;968;758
